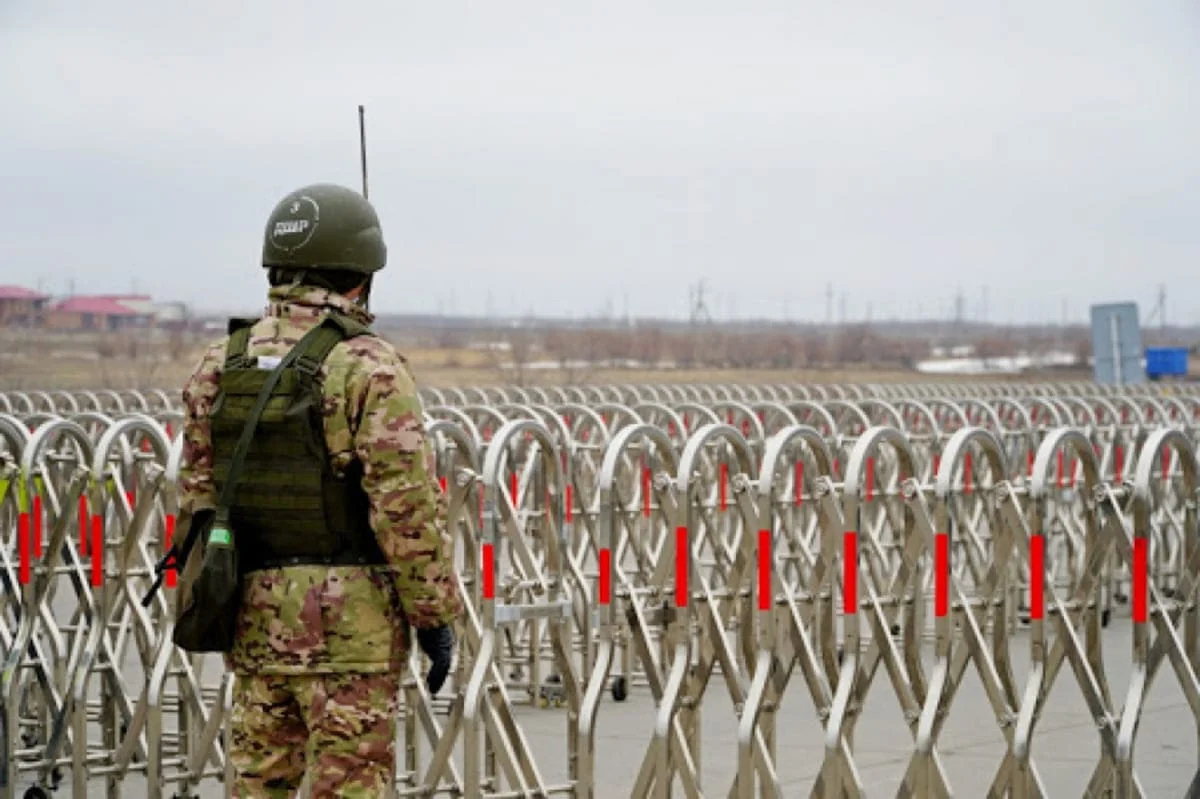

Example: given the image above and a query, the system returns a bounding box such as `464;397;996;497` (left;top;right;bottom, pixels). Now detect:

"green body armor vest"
208;313;387;572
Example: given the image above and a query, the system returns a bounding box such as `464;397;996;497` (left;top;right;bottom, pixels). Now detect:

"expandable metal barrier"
1;380;1198;797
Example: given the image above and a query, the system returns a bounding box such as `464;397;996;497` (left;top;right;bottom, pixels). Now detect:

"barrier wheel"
23;787;51;799
1102;609;1111;628
611;676;628;702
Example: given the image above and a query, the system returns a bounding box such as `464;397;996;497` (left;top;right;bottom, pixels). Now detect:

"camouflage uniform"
177;283;462;798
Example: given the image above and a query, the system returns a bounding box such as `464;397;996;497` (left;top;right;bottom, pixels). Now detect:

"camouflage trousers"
229;670;400;799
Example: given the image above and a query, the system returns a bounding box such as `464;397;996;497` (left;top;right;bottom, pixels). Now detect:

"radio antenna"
358;104;369;199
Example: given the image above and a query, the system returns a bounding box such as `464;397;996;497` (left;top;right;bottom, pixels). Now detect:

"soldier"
175;183;461;798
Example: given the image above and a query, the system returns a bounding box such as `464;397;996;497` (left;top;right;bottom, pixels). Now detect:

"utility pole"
1159;283;1167;335
688;280;712;325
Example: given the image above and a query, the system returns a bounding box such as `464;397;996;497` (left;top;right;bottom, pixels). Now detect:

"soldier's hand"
416;625;454;695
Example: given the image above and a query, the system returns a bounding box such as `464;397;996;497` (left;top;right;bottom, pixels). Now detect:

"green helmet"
261;183;386;274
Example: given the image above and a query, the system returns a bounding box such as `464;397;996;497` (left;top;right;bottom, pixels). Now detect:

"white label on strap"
256;355;282;370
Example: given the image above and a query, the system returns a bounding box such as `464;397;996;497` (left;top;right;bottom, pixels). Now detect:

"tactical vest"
207;313;387;572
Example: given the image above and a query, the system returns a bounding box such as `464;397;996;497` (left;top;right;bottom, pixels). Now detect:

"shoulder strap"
326;311;372;340
292;313;366;379
224;317;259;368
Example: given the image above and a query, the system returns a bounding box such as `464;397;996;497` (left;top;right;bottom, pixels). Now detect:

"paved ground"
9;617;1197;797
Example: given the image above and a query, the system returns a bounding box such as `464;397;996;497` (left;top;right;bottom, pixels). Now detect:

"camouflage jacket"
177;284;462;676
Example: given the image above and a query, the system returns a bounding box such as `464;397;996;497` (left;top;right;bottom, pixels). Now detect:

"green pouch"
173;518;242;653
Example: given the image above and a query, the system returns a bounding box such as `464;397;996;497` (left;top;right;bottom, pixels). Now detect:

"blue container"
1145;347;1189;379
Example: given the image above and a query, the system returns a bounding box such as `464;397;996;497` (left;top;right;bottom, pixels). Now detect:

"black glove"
416;625;455;695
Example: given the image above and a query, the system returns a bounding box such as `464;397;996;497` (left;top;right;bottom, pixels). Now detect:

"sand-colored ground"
0;329;1087;391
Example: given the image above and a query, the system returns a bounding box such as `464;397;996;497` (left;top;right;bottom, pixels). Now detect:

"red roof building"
0;285;50;327
45;295;153;332
0;286;49;301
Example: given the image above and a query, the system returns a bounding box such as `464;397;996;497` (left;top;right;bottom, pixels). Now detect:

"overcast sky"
2;1;1198;325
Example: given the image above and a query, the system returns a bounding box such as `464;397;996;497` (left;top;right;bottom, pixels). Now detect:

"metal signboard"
1090;302;1145;385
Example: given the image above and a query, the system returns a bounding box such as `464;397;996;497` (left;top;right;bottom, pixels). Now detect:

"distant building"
45;296;154;332
152;301;190;331
0;285;51;327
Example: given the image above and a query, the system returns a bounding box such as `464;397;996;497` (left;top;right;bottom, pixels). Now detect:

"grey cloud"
1;1;1198;323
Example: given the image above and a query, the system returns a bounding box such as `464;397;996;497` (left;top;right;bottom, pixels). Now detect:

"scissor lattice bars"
2;380;1199;797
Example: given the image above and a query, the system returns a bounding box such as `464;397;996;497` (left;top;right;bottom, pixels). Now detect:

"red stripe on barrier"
166;422;174;438
165;514;177;588
33;494;42;559
933;455;940;475
438;475;447;494
1133;537;1147;623
795;461;804;506
79;495;89;555
481;543;495;600
758;529;771;611
1027;449;1034;476
598;548;611;605
675;526;689;607
1030;534;1044;620
935;532;950;617
642;468;651;517
1071;457;1078;488
843;532;857;614
719;463;728;510
18;512;30;585
566;484;573;522
1056;450;1064;489
91;515;103;587
866;457;874;502
509;472;518;501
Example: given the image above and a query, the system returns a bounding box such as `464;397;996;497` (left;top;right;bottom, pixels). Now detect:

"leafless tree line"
526;324;1095;372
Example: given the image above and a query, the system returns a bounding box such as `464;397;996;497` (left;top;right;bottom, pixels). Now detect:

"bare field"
0;326;1099;391
0;328;1088;392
